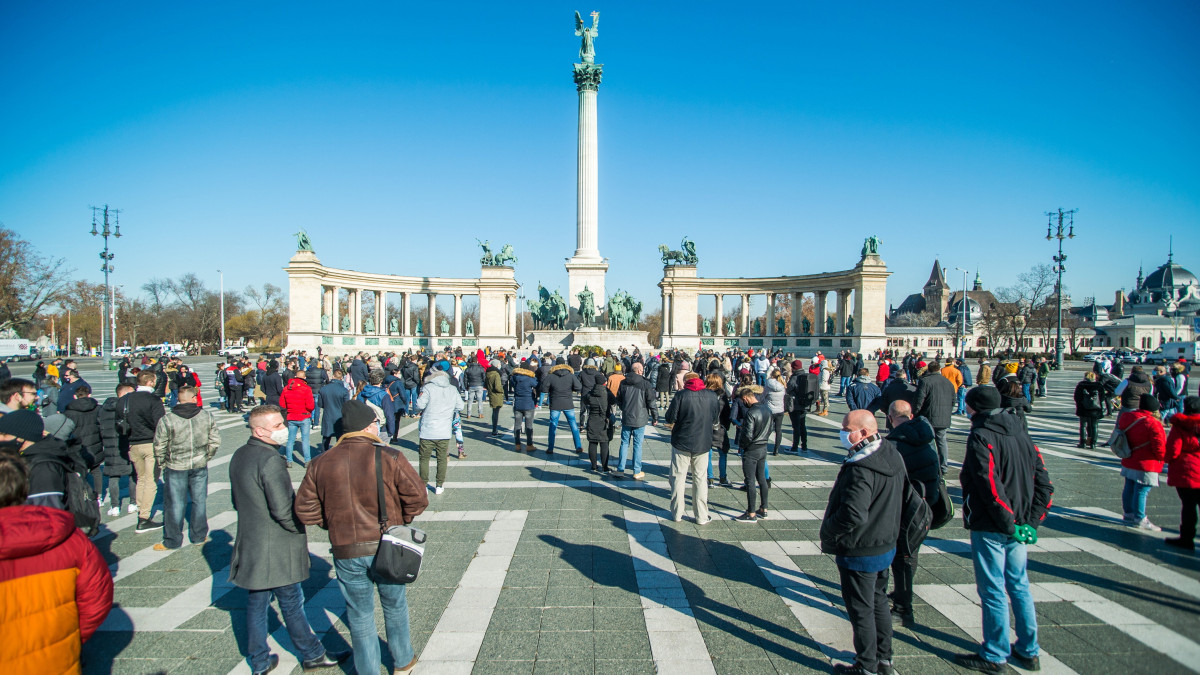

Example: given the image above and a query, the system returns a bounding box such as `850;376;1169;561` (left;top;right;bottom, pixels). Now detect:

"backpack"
64;469;102;537
898;476;933;557
1108;417;1142;459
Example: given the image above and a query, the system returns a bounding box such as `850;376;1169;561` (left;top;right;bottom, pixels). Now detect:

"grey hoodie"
417;370;464;441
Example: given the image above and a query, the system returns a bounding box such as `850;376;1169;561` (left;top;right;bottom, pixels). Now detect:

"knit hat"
556;357;566;366
965;386;1002;413
0;410;44;442
341;400;377;433
792;359;804;370
1139;393;1160;412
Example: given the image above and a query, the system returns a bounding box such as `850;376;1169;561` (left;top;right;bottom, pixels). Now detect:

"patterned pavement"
18;360;1199;674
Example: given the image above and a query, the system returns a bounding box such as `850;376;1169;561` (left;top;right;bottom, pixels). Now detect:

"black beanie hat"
1139;393;1160;413
341;400;377;433
0;410;44;442
965;386;1001;413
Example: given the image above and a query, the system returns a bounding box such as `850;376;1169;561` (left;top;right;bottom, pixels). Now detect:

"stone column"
350;290;361;335
453;294;463;336
791;292;801;336
815;291;827;335
714;294;724;336
765;293;775;336
427;294;437;338
573;62;601;261
842;289;853;334
661;292;671;337
402;292;412;335
741;295;750;335
331;287;341;333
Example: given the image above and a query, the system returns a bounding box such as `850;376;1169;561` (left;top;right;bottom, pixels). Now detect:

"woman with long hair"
706;372;733;487
763;368;787;455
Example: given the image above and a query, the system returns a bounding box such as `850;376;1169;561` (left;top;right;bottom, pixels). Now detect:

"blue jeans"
839;376;851;394
755;372;767;387
161;467;208;549
1122;479;1152;521
707;448;727;481
970;530;1039;664
617;425;646;474
547;409;581;452
246;583;324;672
405;386;418;414
286;418;312;463
167;391;178;407
1022;383;1032;402
310;391;321;425
956;386;967;415
334;555;414;675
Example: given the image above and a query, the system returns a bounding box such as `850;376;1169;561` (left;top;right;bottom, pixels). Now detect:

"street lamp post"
955;267;969;359
90;205;121;358
1045;208;1078;369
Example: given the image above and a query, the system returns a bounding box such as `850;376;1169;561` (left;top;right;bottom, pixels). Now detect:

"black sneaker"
718;479;733;487
135;518;162;534
1165;537;1196;551
832;664;874;675
302;650;351;670
755;508;769;520
877;661;895;675
890;606;915;628
1010;653;1040;671
734;512;757;523
954;653;1005;673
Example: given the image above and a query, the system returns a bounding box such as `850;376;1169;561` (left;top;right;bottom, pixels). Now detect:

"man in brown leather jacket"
295;400;428;675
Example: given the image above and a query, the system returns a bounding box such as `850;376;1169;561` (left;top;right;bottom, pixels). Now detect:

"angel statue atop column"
575;11;599;64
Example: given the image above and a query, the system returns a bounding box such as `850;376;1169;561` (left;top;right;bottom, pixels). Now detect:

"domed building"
1127;251;1200;316
1085;249;1198;351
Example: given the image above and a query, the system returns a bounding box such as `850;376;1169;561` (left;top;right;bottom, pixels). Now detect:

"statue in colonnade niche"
389;317;399;334
466;318;475;336
440;318;450;336
777;317;786;335
701;318;711;336
364;315;375;333
726;318;736;336
340;315;351;333
321;314;330;331
802;317;812;335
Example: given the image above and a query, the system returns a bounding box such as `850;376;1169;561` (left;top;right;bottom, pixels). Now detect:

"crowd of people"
0;344;1198;674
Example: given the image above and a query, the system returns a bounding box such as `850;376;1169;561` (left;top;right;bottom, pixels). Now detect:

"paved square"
56;361;1200;674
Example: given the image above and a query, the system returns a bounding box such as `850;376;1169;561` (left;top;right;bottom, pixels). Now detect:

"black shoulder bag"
369;445;427;584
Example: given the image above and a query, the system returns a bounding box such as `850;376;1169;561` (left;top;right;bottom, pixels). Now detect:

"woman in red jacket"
279;375;316;466
0;454;114;672
1165;396;1200;550
1117;393;1167;531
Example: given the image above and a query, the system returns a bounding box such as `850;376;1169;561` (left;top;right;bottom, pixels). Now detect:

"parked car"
218;345;248;357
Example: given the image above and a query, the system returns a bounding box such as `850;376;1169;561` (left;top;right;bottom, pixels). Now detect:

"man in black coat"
664;372;719;523
229;405;348;675
879;370;917;430
126;370;166;533
615;362;658;479
99;383;135;516
955;386;1052;674
541;358;581;454
913;362;956;472
820;409;905;675
883;400;941;628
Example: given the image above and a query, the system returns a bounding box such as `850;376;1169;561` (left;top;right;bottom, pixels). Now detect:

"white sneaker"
1136;518;1162;532
107;506;120;517
127;503;138;514
434;486;445;495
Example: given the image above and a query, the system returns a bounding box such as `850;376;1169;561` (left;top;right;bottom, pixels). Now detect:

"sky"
2;2;1198;318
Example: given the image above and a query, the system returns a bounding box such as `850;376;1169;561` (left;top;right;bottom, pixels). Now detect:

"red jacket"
279;378;315;421
1117;409;1166;473
876;362;890;383
1165;413;1200;489
0;506;114;672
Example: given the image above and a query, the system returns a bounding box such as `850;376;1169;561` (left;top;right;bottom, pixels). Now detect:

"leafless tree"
0;226;74;334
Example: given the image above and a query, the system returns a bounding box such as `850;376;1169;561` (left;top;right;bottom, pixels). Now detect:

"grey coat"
228;437;310;591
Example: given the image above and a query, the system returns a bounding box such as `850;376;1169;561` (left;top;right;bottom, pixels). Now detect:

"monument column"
376;292;385;334
453;294;463;336
351;290;361;335
661;292;671;337
765;294;775;336
564;12;609;326
815;291;827;335
741;295;750;335
403;292;412;335
714;294;723;336
833;291;843;337
427;294;437;338
332;287;341;333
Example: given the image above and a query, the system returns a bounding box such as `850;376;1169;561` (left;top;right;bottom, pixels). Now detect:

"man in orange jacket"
0;452;113;672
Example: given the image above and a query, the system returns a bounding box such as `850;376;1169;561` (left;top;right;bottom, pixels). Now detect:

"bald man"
884;400;941;627
820;408;906;675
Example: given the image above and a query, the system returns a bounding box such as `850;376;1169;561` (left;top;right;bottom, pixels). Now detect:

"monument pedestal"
565;257;608;327
526;327;651;354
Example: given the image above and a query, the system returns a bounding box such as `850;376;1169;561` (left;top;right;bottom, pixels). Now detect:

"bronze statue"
574;11;599;64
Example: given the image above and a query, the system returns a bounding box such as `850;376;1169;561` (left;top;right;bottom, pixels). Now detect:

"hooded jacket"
152;402;221;471
1116;409;1165;474
1119;371;1153;409
656;360;673;393
763;377;786;415
886;417;941;489
665;378;720;455
511;367;539;412
616;372;657;428
417;370;464;440
22;436;86;510
820;437;906;557
279;378;316;422
98;395;132;477
1073;379;1103;417
959;408;1054;535
1165;413;1200;489
464;362;486;388
0;505;114;671
913;370;956;429
845;376;882;413
62;396;102;459
585;381;614;442
541;364;580;411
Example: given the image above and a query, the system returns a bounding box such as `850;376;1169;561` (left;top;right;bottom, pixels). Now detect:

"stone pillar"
662;292;671;337
428;294;437;338
453;294;463;336
574;65;601;260
765;293;775;336
714;294;724;336
403;292;412;335
791;292;802;335
351;290;362;335
842;289;854;334
815;291;827;335
832;291;843;339
741;295;750;335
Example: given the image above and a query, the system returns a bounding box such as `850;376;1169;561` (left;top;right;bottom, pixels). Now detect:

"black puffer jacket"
306;366;329;393
656;361;672;393
736;401;773;451
786;372;812;411
62;396;103;459
464;362;486;388
541;364;580;411
1073;379;1103;417
665;382;720;456
959;408;1053;536
886;417;941;487
579;365;601;398
98;395;132;476
616;373;657;428
820;438;906;557
585;381;614;442
913;371;956;429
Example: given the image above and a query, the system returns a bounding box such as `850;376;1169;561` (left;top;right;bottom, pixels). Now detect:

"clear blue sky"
2;2;1197;315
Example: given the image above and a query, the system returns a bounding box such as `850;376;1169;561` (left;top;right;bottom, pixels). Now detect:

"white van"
1145;341;1198;365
